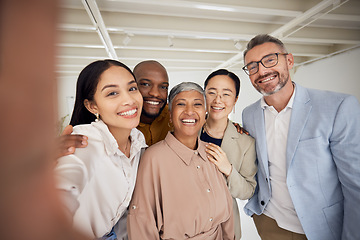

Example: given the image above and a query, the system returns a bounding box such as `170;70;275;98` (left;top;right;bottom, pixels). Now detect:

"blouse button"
197;165;201;169
132;205;137;209
194;151;198;155
207;189;211;193
209;218;213;222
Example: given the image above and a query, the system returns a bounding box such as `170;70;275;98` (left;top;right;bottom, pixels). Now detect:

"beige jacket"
204;120;257;240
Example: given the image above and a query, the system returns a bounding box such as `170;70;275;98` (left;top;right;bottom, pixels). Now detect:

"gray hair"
168;82;206;111
243;34;287;60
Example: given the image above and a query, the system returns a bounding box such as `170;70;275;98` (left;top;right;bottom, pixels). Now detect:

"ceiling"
57;0;360;79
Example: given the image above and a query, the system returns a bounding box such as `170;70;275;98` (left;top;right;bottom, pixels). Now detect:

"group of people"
54;34;360;240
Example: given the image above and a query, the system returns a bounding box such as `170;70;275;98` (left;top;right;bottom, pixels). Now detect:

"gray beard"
258;72;289;96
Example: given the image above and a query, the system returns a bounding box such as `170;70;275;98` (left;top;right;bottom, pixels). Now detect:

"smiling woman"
54;60;147;239
127;82;235;240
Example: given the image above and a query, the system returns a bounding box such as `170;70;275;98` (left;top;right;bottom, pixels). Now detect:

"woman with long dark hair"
55;59;146;239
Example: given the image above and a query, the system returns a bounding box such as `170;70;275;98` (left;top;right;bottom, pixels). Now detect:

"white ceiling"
57;0;360;78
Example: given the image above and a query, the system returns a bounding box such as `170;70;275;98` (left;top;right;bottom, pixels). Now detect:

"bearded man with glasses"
241;34;360;240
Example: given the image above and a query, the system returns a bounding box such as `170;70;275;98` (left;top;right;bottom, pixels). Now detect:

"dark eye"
129;86;138;91
107;91;118;97
140;82;150;87
161;85;168;90
176;103;185;106
264;56;277;64
207;92;215;95
195;103;203;106
248;63;257;71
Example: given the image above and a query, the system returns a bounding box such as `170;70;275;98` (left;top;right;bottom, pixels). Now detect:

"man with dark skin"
133;60;171;146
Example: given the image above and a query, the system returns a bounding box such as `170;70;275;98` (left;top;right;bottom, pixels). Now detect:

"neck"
173;132;198;150
264;80;294;112
108;127;132;157
140;114;156;124
205;116;228;139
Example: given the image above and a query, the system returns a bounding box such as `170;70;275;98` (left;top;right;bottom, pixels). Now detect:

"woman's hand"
205;143;232;177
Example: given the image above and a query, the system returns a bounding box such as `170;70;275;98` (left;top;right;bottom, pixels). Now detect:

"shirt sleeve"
54;155;88;217
226;137;257;200
329;95;360;240
127;151;163;239
220;201;235;240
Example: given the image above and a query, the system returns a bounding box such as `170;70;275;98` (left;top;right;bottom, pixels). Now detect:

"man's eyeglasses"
242;53;288;76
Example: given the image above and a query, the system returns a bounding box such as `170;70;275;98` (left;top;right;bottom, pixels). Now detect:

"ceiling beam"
82;0;118;59
215;0;346;69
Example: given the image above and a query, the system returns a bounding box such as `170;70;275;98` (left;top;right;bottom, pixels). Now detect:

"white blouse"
55;120;147;239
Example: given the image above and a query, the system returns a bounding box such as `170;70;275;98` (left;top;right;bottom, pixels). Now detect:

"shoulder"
297;84;352;104
141;139;168;159
296;85;358;114
72;123;102;140
224;121;255;147
243;99;261;115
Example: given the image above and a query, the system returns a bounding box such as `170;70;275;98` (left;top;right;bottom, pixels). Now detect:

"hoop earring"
95;113;100;122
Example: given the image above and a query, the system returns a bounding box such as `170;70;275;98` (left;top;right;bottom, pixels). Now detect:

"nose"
184;104;195;115
122;91;136;105
148;86;160;98
214;93;222;103
257;62;270;76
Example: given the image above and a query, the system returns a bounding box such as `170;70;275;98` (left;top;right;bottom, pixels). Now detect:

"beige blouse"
127;132;235;240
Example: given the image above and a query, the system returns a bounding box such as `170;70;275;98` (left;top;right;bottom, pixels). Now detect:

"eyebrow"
207;87;233;92
101;84;118;92
101;80;137;92
139;78;169;85
175;98;204;102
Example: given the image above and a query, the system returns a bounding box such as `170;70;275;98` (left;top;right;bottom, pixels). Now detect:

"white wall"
293;47;360;101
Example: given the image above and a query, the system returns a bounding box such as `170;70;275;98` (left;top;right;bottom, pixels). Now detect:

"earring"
95;113;100;122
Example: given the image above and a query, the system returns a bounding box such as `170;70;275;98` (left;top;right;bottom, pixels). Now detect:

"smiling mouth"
181;119;196;124
211;106;224;110
257;74;277;84
118;108;137;116
145;101;161;105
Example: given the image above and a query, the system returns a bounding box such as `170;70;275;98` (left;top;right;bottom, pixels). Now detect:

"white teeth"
212;107;224;110
260;76;275;83
119;109;137;116
146;101;160;105
182;119;196;123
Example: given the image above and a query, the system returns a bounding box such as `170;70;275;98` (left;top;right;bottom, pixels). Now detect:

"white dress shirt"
55;120;147;239
261;88;305;234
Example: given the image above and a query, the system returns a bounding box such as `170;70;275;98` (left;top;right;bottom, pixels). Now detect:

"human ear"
287;53;295;70
84;99;98;115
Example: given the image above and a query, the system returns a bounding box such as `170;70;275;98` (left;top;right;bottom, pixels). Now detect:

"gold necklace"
203;122;224;139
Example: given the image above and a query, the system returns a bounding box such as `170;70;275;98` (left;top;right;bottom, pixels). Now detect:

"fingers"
205;143;232;176
61;125;73;136
205;143;224;162
56;134;88;159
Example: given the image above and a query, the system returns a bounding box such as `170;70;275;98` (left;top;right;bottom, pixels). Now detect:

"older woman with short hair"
127;82;235;240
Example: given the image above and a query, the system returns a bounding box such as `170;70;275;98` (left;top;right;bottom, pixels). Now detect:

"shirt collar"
260;83;296;110
164;132;207;166
91;120;147;157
